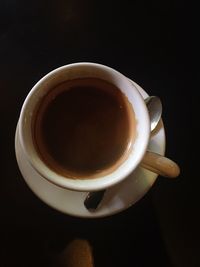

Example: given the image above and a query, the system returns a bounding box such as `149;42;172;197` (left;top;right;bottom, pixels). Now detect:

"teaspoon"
84;96;163;211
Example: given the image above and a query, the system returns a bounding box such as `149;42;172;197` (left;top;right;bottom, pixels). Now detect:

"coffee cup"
16;62;179;192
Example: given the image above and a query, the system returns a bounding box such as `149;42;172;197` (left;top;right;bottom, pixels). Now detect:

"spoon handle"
141;151;180;178
84;190;106;211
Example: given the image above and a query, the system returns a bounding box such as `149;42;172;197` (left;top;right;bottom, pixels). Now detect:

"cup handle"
141;151;180;178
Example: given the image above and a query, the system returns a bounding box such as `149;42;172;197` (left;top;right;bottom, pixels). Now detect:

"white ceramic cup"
17;62;165;192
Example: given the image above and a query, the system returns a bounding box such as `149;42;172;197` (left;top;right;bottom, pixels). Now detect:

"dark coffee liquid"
33;78;136;178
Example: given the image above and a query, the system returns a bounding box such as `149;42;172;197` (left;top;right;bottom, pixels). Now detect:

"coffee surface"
33;78;135;178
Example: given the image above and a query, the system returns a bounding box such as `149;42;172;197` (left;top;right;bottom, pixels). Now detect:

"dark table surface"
0;1;198;266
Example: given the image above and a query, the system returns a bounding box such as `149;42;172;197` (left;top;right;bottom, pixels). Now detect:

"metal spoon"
84;96;162;211
145;96;162;132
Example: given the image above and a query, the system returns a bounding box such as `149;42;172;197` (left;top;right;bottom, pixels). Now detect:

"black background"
0;1;198;266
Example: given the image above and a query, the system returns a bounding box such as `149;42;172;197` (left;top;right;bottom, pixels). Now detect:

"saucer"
15;81;165;218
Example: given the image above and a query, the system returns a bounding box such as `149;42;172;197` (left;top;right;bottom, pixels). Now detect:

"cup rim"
18;62;150;191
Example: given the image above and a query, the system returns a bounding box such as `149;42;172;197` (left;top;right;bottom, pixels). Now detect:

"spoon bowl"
145;96;162;132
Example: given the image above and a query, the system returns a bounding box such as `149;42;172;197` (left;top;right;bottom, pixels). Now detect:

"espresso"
33;78;136;179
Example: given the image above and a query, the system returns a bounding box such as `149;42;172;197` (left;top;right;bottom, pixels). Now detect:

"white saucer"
15;81;165;218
